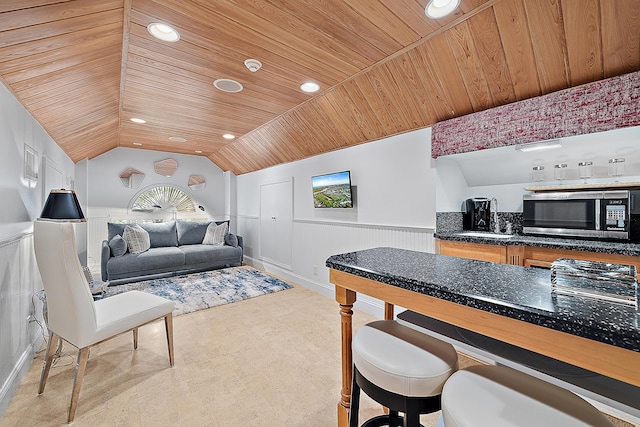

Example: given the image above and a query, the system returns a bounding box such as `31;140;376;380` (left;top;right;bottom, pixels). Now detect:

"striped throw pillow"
202;222;228;246
123;224;151;254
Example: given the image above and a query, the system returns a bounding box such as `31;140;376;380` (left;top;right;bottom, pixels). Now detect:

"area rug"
105;266;293;316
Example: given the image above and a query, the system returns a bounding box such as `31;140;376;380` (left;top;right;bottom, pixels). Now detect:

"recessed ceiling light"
168;136;187;142
425;0;460;18
195;150;202;154
223;133;235;140
213;79;244;93
130;118;146;124
147;23;180;42
300;82;320;93
133;142;143;146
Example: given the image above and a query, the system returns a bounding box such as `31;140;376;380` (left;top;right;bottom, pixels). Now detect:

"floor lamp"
34;189;86;358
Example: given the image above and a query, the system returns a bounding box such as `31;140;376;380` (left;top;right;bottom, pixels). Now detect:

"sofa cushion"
109;234;127;257
203;222;228;246
139;221;178;248
107;222;127;241
107;247;185;277
180;244;243;265
124;225;151;254
176;220;210;245
224;232;239;247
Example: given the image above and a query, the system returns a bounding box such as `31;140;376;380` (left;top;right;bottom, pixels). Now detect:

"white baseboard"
243;256;387;318
0;333;43;418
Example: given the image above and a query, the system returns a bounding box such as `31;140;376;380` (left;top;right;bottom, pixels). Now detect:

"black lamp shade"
39;189;86;221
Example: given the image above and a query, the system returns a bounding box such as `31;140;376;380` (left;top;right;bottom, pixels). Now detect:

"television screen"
312;171;353;208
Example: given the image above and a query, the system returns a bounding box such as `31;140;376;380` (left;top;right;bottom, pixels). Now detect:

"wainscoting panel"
0;233;44;417
87;216;109;273
240;217;435;317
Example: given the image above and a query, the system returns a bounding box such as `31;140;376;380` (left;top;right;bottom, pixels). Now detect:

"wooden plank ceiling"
0;0;639;175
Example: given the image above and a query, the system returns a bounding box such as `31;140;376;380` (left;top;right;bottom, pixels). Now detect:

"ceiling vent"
213;78;244;93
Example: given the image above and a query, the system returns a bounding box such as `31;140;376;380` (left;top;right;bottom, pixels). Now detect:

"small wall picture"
24;144;38;182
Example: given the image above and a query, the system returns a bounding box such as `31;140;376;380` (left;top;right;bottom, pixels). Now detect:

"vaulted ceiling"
1;0;639;175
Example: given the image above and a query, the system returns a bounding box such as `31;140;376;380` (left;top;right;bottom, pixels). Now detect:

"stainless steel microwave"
523;190;640;241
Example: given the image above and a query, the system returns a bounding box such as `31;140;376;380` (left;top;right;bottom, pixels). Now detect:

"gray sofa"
101;220;243;284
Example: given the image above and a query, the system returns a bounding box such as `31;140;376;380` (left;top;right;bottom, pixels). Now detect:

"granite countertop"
435;231;640;257
326;247;640;352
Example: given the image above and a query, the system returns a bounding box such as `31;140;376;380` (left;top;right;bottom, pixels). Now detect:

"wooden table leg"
384;302;394;320
336;286;356;427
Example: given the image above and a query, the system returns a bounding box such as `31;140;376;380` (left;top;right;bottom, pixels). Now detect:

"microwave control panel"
603;199;628;230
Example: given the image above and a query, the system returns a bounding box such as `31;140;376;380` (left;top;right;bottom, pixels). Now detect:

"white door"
259;179;292;268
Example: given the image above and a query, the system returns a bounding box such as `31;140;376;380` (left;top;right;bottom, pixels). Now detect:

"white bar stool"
441;365;615;427
350;320;459;427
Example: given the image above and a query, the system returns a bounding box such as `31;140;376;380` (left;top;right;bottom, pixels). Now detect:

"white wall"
87;147;226;215
0;83;76;417
236;128;437;316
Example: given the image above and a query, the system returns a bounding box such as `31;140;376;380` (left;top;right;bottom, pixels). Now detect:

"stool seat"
353;321;459;397
350;320;458;427
441;365;614;427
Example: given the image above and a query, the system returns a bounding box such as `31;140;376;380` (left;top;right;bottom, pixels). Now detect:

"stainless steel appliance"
463;198;491;231
523;190;640;241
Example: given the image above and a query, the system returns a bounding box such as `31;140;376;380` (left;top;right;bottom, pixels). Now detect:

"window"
132;186;195;212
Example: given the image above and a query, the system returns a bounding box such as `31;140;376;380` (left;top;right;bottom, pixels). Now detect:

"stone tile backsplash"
436;212;523;234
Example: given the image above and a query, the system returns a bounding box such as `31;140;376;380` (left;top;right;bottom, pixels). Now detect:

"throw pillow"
224;232;238;247
109;234;127;257
123;224;151;254
202;222;228;246
139;220;178;248
176;220;210;245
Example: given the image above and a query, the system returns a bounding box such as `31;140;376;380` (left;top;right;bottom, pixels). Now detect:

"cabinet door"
436;239;507;263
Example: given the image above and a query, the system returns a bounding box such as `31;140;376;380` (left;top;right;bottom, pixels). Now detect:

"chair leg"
133;328;138;350
38;331;59;394
164;313;174;366
68;347;90;423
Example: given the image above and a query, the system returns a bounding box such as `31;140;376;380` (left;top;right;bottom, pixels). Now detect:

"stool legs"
350;367;434;427
350;370;360;427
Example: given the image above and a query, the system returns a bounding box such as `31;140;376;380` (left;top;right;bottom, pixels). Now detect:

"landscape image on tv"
312;171;353;208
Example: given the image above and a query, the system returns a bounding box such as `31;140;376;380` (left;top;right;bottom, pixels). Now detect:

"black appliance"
463;198;491;231
523;190;640;241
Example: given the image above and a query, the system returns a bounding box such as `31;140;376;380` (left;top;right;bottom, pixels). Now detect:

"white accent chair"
34;221;175;423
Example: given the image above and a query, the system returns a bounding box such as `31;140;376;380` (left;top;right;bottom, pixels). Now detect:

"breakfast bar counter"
326;247;640;426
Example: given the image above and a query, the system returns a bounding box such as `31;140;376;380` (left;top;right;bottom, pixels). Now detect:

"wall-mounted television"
312;170;353;208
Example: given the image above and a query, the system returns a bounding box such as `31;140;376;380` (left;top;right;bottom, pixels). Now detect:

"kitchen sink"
457;232;514;239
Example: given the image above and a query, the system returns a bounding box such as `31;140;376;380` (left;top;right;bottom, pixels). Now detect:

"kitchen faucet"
491;197;499;233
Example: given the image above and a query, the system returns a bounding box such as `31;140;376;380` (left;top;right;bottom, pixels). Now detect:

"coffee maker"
463;198;491;231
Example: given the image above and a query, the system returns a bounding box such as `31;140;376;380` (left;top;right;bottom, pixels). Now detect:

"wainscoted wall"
240;216;435;315
0;82;75;418
432;70;640;157
0;233;45;416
